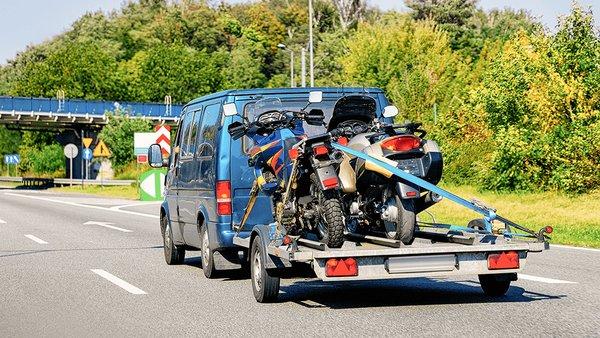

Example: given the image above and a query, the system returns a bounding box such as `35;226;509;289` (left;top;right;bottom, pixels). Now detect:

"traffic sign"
83;138;93;148
93;140;111;157
139;169;166;201
82;148;93;161
64;143;79;159
4;154;20;165
155;125;171;157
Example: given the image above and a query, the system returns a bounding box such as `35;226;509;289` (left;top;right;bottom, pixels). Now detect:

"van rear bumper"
207;221;251;250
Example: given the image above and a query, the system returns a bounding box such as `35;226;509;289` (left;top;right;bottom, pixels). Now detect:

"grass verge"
50;184;139;200
427;184;600;248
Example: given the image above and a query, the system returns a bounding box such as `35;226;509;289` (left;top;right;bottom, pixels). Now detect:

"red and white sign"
155;125;171;157
137;154;148;164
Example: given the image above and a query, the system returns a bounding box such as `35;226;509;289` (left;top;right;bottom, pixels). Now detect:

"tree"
331;0;366;30
98;113;152;170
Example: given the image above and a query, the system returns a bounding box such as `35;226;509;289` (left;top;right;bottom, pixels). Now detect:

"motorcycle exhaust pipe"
415;191;443;213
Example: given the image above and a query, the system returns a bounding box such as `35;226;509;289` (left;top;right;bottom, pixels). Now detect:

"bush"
28;144;65;177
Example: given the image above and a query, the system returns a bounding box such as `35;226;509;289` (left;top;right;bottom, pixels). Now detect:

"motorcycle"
224;92;347;248
329;95;443;245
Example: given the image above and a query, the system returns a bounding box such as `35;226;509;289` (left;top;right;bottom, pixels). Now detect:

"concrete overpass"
0;96;182;129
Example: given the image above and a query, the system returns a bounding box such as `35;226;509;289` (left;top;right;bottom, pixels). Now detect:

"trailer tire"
200;225;218;279
479;274;511;297
162;215;185;265
250;237;280;303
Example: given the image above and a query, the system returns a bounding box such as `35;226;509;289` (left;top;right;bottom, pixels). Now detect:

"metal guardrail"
0;176;135;187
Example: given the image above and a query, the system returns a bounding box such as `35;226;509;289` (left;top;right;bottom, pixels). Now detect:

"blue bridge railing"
0;96;184;118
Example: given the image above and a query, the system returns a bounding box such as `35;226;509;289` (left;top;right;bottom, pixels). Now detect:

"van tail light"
381;135;421;152
325;258;358;277
487;251;519;270
313;144;329;156
216;180;232;216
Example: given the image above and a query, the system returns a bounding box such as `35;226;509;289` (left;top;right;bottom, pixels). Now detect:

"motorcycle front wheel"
383;196;416;245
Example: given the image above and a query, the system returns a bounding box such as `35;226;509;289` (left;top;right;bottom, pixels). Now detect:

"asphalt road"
1;188;598;337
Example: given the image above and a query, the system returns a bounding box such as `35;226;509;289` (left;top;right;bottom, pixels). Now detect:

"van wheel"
479;274;512;297
200;225;218;278
251;237;280;303
162;216;185;265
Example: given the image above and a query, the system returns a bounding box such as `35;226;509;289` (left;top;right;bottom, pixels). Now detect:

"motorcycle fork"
236;180;259;233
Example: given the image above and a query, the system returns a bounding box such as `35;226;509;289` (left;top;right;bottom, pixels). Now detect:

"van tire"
200;225;218;278
250;237;280;303
162;215;185;265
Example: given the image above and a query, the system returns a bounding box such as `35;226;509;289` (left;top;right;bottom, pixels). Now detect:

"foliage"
28;144;65;176
98;113;152;170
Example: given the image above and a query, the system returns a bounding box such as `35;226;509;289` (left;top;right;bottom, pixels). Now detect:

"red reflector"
288;148;299;160
406;191;417;197
381;135;421;152
325;258;358;277
216;180;232;216
322;177;339;189
313;144;329;156
337;137;348;146
488;251;519;270
283;235;292;245
544;226;553;234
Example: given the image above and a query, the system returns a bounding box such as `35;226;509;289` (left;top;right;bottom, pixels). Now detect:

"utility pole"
301;47;307;87
308;0;315;87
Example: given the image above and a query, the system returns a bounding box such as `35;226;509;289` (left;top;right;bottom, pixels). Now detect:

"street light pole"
308;0;315;87
301;47;306;87
278;43;295;88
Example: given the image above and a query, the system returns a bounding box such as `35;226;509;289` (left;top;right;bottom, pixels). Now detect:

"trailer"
232;143;551;303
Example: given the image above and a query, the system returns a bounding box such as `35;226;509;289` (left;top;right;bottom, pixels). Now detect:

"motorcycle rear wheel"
384;196;416;245
311;177;345;248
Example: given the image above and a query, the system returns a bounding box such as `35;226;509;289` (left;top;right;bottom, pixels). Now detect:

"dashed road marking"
24;234;48;244
83;221;132;233
5;192;158;219
0;218;6;224
91;269;147;295
518;273;577;284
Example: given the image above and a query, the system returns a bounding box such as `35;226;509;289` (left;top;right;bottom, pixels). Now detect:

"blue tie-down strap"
331;142;542;239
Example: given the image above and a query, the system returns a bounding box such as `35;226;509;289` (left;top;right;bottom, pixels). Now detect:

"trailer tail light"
487;251;519;270
325;258;358;277
381;135;421;152
313;144;329;156
322;177;339;189
216;180;232;216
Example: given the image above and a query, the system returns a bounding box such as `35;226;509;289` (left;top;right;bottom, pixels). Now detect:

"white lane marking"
109;201;162;211
24;234;48;244
0;218;6;224
83;221;132;233
91;269;147;295
5;192;159;219
552;244;600;253
518;273;577;284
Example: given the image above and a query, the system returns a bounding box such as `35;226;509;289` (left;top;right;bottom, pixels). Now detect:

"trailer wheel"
479;274;511;297
200;225;218;279
162;215;185;265
384;196;416;245
250;237;280;303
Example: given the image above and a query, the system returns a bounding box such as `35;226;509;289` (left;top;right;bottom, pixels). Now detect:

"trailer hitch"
332;142;550;242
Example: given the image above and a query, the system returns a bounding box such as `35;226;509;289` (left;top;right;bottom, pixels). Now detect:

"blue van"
149;87;393;278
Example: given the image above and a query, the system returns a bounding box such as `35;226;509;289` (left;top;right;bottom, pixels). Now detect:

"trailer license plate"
385;254;457;274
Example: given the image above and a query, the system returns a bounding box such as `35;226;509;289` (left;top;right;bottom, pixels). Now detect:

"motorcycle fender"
315;165;339;190
396;182;420;199
338;154;357;193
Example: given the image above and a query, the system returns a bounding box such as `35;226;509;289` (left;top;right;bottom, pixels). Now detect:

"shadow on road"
278;278;564;309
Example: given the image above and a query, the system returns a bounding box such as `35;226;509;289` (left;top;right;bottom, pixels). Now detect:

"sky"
0;0;599;64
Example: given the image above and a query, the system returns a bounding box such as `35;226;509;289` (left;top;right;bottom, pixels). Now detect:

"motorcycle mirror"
382;105;399;118
223;103;239;117
308;91;323;104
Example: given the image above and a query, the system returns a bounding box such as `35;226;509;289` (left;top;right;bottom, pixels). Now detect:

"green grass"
427;184;600;248
50;184;139;200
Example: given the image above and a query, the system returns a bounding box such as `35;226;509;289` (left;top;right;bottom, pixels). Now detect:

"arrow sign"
83;221;132;233
155;125;171;156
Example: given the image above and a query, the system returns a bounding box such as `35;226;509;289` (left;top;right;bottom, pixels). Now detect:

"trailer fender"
250;224;292;270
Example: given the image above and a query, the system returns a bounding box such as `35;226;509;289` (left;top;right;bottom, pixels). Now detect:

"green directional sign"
139;169;167;201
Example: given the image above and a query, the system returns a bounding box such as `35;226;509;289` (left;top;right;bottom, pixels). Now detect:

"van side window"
188;108;203;155
179;110;195;158
198;103;220;157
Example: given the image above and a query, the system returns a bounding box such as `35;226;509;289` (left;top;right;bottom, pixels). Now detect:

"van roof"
185;87;384;107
